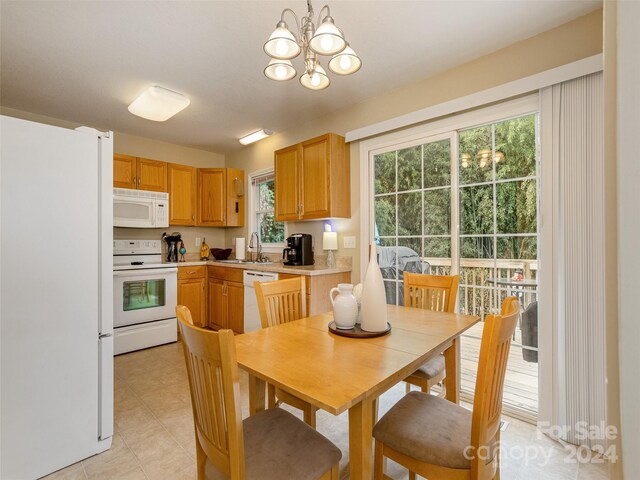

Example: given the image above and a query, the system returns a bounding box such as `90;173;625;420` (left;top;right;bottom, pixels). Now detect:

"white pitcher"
329;283;358;329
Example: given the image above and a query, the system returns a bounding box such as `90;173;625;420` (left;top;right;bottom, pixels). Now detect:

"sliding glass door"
371;111;539;421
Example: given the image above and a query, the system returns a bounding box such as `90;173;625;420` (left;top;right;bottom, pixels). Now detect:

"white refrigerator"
0;116;114;479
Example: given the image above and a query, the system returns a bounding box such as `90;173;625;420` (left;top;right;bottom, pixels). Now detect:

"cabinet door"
300;135;331;219
137;158;167;192
178;278;206;328
225;168;245;227
208;278;227;330
168;163;196;225
198;169;226;226
114;154;137;189
274;145;300;221
226;281;244;334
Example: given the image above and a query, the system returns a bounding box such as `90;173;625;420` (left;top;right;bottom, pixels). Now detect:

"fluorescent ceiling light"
239;129;273;145
128;86;190;122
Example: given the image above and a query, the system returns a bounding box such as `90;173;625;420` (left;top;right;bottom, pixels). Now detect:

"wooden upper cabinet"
137;158;167;192
113;155;167;192
113;154;137;189
168;163;197;225
274;145;301;221
197;168;245;227
274;133;350;221
198;168;226;226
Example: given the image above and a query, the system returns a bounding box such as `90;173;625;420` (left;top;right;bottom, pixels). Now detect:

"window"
371;108;540;421
249;170;285;250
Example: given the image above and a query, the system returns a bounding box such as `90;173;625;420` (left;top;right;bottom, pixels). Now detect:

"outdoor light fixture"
239;129;274;145
128;86;190;122
263;0;362;90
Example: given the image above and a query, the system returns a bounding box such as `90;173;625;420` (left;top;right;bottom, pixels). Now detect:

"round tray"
328;321;392;338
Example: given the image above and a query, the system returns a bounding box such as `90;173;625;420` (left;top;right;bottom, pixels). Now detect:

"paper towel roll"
235;237;245;260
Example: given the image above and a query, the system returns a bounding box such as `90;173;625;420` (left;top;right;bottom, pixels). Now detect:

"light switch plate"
343;236;356;249
195;237;202;247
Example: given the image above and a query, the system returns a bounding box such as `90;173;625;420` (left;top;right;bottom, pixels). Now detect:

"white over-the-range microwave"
113;188;169;228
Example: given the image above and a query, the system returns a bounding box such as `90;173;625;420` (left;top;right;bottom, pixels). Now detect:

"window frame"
247;168;287;253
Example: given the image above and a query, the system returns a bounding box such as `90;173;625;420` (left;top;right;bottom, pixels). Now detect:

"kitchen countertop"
173;260;351;276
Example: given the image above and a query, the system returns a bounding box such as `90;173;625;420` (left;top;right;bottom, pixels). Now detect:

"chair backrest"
403;273;460;313
176;304;194;326
255;277;307;328
177;311;245;479
469;296;520;477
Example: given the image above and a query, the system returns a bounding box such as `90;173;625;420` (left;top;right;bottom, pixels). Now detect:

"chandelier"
263;0;362;90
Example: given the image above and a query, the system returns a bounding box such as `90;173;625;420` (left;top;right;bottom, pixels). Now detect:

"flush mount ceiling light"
239;129;274;146
128;86;190;122
263;0;362;90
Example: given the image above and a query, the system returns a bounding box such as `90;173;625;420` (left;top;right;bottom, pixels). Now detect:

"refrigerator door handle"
98;335;114;441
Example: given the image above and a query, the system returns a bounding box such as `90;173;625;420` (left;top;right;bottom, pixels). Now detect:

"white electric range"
113;240;177;355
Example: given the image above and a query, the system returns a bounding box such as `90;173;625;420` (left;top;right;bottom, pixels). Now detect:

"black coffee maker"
282;233;314;266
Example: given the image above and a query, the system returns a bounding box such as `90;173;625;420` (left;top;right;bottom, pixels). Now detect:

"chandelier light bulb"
320;35;334;53
310;72;321;87
328;45;362;75
275;65;287;79
275;39;289;57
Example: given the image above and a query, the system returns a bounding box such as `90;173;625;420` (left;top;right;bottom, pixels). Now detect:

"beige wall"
225;9;603;283
0;106;228;254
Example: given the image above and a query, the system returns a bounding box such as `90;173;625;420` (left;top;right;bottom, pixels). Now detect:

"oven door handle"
113;267;178;277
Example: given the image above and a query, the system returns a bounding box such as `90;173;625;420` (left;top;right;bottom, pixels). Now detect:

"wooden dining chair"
254;277;320;428
177;304;194;326
403;272;460;396
372;296;520;480
177;310;341;480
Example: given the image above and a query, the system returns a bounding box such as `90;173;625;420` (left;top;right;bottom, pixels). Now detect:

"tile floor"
44;341;610;480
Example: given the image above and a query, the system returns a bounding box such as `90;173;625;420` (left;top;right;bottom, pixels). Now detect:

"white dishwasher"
243;270;279;332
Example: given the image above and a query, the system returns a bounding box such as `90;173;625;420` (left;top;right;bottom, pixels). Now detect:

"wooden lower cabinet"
207;266;244;334
177;266;207;328
279;271;351;315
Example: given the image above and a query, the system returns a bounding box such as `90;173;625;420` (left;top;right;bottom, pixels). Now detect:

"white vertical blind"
548;72;606;449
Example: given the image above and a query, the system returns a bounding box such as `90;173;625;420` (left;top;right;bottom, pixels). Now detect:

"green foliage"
258;181;284;244
374;114;538;261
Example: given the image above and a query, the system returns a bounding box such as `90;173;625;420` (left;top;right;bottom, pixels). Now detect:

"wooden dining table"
234;304;480;480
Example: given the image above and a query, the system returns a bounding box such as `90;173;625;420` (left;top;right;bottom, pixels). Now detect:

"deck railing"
426;257;538;318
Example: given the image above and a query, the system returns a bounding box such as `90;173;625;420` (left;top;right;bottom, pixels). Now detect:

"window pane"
398;192;421;236
424;139;451;188
460;236;494;259
497;236;537;260
375;196;396;237
459;184;493;235
258;213;284;244
397;146;421;192
424;188;450;235
496;180;537;234
459;125;492;185
398;237;422;259
374;152;395;194
424;237;451;259
258;180;275;210
495;114;537;180
384;280;397;305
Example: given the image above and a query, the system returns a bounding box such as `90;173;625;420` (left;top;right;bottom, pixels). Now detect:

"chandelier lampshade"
300;64;330;90
264;58;297;81
308;16;346;55
264;21;301;59
328;45;362;75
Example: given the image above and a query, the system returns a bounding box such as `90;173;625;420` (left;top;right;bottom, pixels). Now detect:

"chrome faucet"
249;232;264;262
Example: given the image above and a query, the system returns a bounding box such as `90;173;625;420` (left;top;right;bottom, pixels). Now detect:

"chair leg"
405;381;412;394
374;440;385;480
372;397;379;425
408;471;416;480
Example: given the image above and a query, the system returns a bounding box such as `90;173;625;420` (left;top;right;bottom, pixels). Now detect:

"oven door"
113;268;177;328
113;196;156;228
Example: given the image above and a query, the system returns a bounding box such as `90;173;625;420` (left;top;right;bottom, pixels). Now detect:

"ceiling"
1;1;600;154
